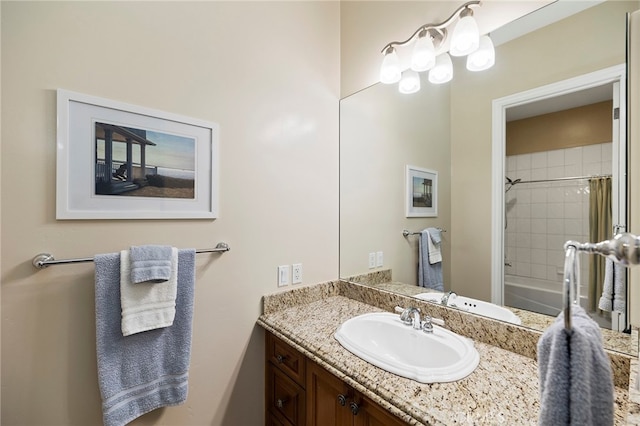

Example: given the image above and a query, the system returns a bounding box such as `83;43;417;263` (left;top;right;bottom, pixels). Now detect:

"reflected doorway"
491;65;627;331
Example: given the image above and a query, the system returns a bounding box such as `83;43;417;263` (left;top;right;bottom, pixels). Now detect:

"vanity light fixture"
466;34;495;71
449;7;480;56
399;69;421;94
379;0;495;93
429;53;453;84
379;46;402;84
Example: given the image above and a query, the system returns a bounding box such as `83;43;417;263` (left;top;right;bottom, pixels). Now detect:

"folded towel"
95;249;195;426
597;258;614;312
418;229;443;291
537;305;613;425
426;227;442;264
130;245;174;283
613;262;626;313
121;247;178;336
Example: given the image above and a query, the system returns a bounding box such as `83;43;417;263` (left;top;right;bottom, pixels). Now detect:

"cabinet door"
306;361;353;426
267;363;305;425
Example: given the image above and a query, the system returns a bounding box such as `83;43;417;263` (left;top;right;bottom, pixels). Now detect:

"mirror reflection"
339;0;638;355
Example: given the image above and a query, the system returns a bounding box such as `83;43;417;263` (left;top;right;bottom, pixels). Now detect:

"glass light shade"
410;34;436;72
449;14;479;57
398;70;421;94
466;35;495;71
428;53;453;84
379;48;401;84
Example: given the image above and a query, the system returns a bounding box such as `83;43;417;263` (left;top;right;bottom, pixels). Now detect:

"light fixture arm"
380;0;481;53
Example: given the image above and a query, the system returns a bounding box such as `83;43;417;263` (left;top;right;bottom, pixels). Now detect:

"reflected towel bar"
402;228;446;237
32;242;230;269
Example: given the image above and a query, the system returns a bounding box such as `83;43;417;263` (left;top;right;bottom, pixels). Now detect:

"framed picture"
56;89;219;219
406;165;438;217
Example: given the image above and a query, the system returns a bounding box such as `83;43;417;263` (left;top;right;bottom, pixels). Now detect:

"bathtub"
504;274;588;317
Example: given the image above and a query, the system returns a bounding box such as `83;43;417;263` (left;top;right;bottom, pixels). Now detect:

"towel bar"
562;232;640;330
32;242;230;269
402;228;446;237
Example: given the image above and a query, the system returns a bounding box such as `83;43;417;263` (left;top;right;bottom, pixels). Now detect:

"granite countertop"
258;283;633;425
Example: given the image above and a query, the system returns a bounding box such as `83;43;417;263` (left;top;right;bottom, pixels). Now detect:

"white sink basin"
334;312;479;383
415;292;522;325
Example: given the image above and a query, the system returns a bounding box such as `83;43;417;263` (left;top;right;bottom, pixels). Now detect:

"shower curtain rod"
512;174;611;185
32;242;230;269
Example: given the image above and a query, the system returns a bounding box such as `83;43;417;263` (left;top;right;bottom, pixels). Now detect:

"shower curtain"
588;177;612;312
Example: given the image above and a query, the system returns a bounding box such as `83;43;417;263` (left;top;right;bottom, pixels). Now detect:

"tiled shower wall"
505;142;612;292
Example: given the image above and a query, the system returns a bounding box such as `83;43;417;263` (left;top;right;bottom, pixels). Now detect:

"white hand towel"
613;262;626;312
121;247;178;336
426;228;442;264
597;258;614;312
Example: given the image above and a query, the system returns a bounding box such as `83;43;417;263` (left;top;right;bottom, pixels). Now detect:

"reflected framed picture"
406;165;437;218
56;89;219;219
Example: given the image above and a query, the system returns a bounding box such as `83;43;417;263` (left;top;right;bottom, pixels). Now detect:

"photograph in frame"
406;165;438;218
57;89;219;219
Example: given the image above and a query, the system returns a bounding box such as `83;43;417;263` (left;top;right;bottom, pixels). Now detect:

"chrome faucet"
395;306;446;333
399;307;421;329
441;291;458;306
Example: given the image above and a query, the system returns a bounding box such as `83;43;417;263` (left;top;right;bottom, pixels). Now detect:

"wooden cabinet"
266;333;306;426
306;361;407;426
265;331;408;426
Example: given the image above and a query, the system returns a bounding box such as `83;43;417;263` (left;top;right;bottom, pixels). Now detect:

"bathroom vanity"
258;280;638;425
266;331;407;425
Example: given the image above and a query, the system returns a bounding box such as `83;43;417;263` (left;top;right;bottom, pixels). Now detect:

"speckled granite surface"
259;280;637;425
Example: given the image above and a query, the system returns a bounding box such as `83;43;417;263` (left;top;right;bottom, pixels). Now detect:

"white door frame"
491;64;627;305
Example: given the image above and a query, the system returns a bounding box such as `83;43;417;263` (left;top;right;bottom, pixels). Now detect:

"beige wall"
506;101;613;156
340;80;451;287
450;0;638;301
1;2;339;425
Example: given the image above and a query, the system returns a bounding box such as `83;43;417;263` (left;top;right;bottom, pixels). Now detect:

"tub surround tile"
259;289;632;425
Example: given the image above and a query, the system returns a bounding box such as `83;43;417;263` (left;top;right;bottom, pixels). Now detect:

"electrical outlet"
292;263;303;284
278;265;290;287
376;251;383;267
368;252;376;269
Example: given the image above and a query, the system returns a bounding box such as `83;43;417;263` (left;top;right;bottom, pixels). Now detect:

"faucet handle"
421;315;446;333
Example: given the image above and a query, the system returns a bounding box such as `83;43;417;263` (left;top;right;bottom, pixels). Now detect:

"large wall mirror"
340;0;639;356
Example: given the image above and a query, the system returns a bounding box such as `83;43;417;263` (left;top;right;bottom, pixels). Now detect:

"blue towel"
130;245;174;283
95;249;195;426
537;305;613;425
418;229;443;291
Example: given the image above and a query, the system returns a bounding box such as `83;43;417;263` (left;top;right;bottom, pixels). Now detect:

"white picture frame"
56;89;219;219
406;165;438;218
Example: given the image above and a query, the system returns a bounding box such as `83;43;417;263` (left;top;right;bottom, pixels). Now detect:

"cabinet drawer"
267;364;305;426
266;333;305;386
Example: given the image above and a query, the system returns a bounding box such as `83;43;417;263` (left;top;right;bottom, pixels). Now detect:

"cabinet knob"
276;397;288;408
275;354;286;364
349;401;359;416
337;394;347;406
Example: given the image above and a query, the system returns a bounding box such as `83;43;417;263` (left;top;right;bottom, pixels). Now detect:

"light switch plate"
278;265;290;287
